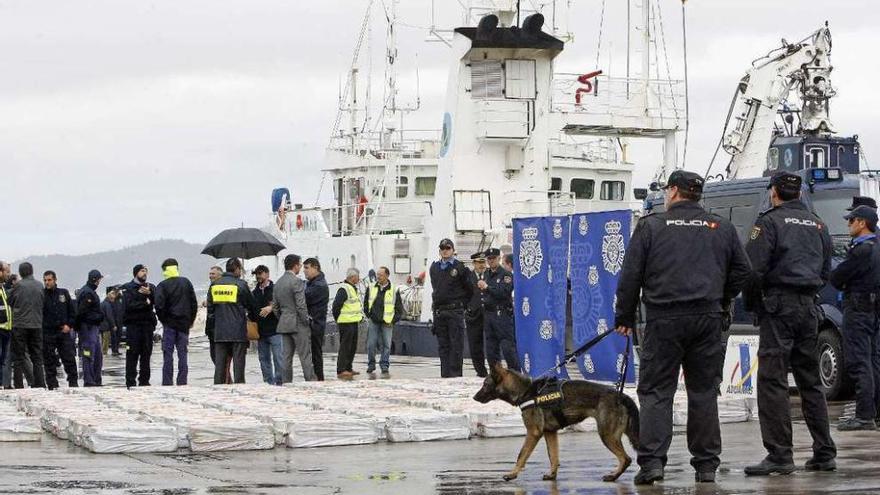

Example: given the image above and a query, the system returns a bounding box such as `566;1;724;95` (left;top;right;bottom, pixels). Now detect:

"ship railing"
551;74;685;122
504;191;576;225
323;199;433;237
328;129;442;159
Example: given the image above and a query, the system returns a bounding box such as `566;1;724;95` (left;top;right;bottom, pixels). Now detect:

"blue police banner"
569;210;635;383
512;216;570;379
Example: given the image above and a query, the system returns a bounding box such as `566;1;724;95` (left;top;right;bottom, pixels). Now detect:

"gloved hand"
721;299;733;334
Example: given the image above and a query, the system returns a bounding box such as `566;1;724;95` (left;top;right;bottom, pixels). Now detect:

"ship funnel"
477;14;499;41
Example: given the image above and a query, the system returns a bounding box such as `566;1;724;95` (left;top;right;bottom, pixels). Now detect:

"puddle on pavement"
0;465;64;471
160;453;229;464
33;480;133;490
128;490;196;495
205;484;309;494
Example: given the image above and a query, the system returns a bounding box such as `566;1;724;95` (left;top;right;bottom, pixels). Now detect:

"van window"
768;148;779;170
600;181;625;201
570;179;594;199
415;177;437;197
807;147;826;168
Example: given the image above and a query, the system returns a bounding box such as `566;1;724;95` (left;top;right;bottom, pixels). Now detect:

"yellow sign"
211;284;239;303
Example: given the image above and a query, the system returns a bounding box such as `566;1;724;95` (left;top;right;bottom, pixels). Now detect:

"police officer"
830;205;880;431
42;271;78;389
75;270;105;387
614;170;751;485
466;252;489;377
743;171;837;475
481;248;519;371
429;238;472;378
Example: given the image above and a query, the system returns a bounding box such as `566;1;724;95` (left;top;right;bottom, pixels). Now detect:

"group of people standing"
0;259;198;390
613;169;880;485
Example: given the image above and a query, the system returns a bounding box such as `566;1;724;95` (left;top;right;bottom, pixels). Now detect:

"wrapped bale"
0;415;42;441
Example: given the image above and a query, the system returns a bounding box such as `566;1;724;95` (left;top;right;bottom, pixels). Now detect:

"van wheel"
817;328;850;400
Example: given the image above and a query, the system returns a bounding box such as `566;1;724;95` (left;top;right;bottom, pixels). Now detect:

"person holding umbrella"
207;258;257;384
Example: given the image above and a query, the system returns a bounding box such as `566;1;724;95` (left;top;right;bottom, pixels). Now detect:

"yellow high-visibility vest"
368;283;397;325
0;287;11;331
337;283;364;323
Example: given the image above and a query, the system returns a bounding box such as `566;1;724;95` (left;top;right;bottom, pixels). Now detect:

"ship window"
767;148;779;170
807;147;826;168
600;181;625;201
837;146;846;168
549;177;562;198
570;179;595;199
505;59;536;99
471;60;504;99
397;176;409;198
415;177;437;197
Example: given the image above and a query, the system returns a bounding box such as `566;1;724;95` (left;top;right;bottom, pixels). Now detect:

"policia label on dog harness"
519;378;569;427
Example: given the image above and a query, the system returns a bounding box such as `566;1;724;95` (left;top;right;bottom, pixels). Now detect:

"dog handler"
614;170;750;485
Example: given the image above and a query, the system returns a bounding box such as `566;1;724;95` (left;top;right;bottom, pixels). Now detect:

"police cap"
470;252;486;261
439;238;454;249
767;171;802;192
484;248;501;258
663;170;705;193
847;196;878;211
844;205;879;230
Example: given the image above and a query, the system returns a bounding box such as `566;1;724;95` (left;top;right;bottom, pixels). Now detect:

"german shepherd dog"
473;364;639;482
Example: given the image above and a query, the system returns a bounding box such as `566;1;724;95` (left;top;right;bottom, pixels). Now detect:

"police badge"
588;265;599;286
539;320;554;340
521;297;531;316
518;226;543;280
578;215;589;236
450;268;458;277
584;353;596;374
59;295;67;303
602;220;625;275
523;353;531;373
750;226;761;240
553;218;563;239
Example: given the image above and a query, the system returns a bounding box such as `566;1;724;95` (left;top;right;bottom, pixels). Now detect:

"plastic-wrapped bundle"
187;420;274;452
383;410;471;442
0;415;42;441
285;415;381;448
79;422;179;454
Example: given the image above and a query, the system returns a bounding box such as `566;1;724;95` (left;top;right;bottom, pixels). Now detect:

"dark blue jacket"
75;283;104;327
155;276;198;332
305;272;329;335
43;287;75;332
252;280;278;337
121;280;158;327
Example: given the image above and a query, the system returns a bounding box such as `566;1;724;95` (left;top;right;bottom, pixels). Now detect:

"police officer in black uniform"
42;271;78;389
830;205;880;431
429;238;473;378
481;248;519;371
743;171;837;475
614;170;751;485
466;251;489;377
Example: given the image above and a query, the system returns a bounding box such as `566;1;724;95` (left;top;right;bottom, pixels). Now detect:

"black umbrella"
201;227;286;260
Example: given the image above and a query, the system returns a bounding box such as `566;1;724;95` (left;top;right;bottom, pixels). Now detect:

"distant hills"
13;239;219;293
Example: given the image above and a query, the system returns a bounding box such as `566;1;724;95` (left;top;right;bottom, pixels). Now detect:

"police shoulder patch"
750;226;762;240
503;275;512;283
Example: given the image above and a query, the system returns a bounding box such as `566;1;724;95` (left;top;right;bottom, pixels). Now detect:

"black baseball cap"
439;238;454;249
470;252;487;261
847;196;878;211
662;170;705;193
484;248;501;258
767;171;802;192
844;205;879;229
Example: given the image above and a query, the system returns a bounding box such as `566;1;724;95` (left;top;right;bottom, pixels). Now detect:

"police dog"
473;364;639;482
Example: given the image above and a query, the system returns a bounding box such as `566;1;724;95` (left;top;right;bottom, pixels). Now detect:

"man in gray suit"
273;254;316;382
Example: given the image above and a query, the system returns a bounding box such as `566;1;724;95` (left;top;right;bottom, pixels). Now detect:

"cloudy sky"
2;0;876;259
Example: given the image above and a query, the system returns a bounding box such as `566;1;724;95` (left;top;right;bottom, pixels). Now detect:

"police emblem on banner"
588;265;599;286
539;320;554;340
616;353;625;374
553;219;563;239
584;353;595;374
547;264;553;284
518;227;543;280
597;318;608;334
523;353;531;373
522;297;531;316
578;215;589;236
602;220;625;275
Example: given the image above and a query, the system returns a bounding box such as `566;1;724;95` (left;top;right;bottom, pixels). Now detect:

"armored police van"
644;167;860;399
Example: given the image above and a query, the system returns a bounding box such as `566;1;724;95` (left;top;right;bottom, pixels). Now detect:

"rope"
654;0;680;120
594;0;607;70
615;335;631;395
703;87;740;178
680;0;690;169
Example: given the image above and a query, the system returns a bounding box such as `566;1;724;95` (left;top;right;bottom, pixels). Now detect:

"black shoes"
633;468;664;485
744;459;796;476
694;471;716;483
837;417;877;431
804;457;837;472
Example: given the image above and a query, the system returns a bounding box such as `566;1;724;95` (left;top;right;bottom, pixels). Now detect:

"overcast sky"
2;0;876;259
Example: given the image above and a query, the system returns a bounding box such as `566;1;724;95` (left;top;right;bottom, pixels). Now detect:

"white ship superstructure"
263;0;685;321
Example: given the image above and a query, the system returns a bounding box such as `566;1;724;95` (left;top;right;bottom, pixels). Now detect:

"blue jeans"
366;321;393;373
258;334;283;385
162;327;189;386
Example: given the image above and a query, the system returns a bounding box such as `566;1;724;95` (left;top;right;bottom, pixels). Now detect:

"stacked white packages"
0;402;41;442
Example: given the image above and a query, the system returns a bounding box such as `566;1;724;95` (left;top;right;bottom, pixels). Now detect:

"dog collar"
519;399;536;410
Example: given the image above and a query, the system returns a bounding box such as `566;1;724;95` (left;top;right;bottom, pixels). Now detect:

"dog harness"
518;377;570;428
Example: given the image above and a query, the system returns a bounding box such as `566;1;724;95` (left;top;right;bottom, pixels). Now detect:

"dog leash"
538;330;632;395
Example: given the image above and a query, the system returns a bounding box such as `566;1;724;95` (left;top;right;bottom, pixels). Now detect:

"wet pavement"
2;335;880;494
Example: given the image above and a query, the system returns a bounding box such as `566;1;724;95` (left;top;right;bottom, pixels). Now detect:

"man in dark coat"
155;258;198;386
121;264;158;387
304;258;329;381
75;270;105;386
42;270;78;389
